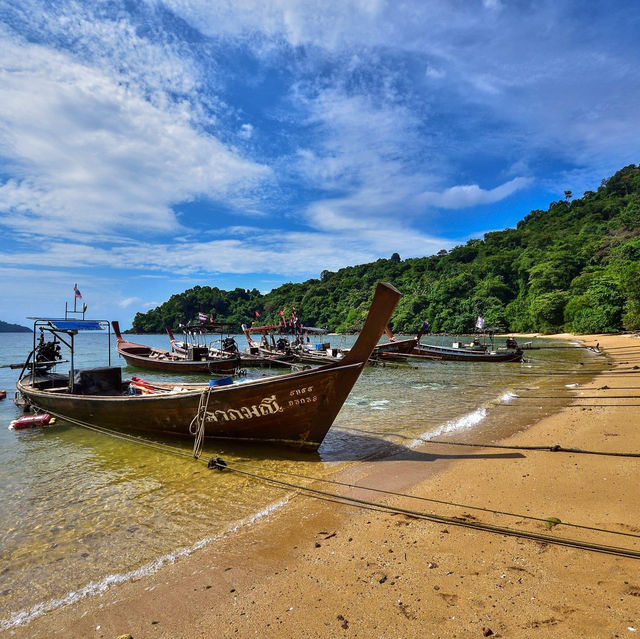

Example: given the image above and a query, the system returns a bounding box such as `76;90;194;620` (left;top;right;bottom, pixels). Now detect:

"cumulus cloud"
1;0;639;324
0;29;270;240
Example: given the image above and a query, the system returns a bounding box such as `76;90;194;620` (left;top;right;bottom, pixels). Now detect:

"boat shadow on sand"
28;420;523;467
317;428;525;463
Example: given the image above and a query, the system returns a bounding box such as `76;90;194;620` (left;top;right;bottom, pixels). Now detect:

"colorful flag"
198;312;208;322
475;316;485;330
74;283;82;299
255;310;260;318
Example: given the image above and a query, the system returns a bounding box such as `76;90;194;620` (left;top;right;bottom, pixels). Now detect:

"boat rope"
498;402;640;408
523;356;603;366
212;459;640;540
511;394;640;400
188;387;213;459
207;459;640;560
422;438;640;458
40;408;197;460
338;425;640;458
29;408;640;558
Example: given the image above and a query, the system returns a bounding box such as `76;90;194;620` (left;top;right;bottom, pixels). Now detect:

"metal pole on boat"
70;332;75;393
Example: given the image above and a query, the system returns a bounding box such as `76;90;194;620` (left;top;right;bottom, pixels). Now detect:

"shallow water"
0;331;603;627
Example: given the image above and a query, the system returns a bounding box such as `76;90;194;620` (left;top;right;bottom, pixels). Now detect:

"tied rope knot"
189;386;214;459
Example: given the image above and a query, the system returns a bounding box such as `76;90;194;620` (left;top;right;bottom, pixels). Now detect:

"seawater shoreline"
10;333;640;638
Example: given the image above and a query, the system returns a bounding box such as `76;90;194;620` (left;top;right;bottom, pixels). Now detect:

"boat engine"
222;337;239;353
34;334;62;371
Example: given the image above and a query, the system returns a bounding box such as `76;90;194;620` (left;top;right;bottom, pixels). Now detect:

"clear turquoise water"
0;330;602;628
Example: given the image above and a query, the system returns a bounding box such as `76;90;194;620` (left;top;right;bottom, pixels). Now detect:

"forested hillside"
132;164;640;335
0;320;30;333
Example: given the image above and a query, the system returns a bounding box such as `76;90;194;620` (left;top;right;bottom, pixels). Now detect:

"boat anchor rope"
25;409;640;560
189;387;215;459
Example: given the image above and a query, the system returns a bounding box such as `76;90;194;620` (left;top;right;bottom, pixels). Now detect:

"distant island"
132;164;640;335
0;320;31;333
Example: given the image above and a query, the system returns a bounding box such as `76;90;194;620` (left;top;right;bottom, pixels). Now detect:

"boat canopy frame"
23;317;112;392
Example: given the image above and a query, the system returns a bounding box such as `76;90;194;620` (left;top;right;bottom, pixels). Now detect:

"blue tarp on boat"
32;319;106;331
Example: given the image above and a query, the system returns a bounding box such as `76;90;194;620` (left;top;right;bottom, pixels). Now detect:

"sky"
0;0;639;327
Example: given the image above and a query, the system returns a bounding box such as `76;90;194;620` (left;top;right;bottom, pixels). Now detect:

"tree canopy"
132;164;640;335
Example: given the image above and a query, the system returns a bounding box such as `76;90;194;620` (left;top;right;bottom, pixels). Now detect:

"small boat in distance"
242;324;300;363
16;282;402;450
376;327;524;363
402;342;524;362
113;322;241;375
371;323;428;359
167;325;293;369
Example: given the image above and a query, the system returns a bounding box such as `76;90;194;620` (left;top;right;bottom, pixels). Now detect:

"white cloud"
239;123;254;139
416;177;533;210
0;221;453;281
118;297;142;308
0;31;270;240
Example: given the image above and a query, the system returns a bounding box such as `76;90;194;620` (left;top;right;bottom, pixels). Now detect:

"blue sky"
0;0;639;327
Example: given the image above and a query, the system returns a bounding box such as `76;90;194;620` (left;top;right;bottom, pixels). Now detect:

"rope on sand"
207;458;640;560
35;409;640;559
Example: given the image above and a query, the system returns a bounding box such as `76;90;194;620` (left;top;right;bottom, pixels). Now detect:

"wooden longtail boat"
375;325;523;363
389;342;524;362
294;344;345;365
371;324;429;359
166;326;292;369
242;325;300;363
112;322;241;374
16;282;401;450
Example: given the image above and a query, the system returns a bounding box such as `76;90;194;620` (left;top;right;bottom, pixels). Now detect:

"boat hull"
399;345;524;362
118;350;240;374
17;282;402;450
17;362;364;450
373;337;417;356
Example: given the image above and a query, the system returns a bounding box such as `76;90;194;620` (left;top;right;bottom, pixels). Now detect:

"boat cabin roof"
28;318;107;331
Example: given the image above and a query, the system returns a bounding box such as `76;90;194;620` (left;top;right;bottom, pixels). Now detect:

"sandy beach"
12;334;640;638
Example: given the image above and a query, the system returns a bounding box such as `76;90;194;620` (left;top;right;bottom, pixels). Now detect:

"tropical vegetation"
132;164;640;335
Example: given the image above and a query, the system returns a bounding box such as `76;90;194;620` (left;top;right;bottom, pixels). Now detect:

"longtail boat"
112;323;241;374
386;342;524;362
242;324;300;363
371;323;429;359
16;282;401;450
375;324;523;363
167;326;293;369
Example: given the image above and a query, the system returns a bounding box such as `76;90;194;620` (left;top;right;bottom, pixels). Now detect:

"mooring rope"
30;408;640;558
188;387;213;459
337;425;640;458
207;459;640;560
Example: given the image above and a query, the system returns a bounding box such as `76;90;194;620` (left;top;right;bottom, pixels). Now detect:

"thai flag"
198;312;208;322
475;316;485;330
74;283;82;299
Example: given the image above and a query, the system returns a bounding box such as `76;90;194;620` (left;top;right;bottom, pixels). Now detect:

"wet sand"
16;334;640;638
